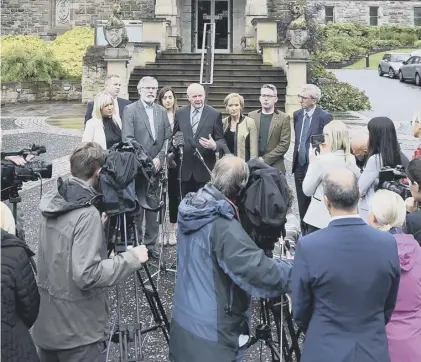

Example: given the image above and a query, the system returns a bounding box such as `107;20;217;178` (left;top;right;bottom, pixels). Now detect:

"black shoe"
148;247;160;260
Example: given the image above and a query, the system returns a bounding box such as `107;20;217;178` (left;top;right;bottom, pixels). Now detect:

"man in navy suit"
84;74;131;125
292;84;332;235
292;167;400;362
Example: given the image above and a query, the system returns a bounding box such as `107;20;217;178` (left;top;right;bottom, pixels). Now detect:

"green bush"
319;81;371;112
1;27;94;82
415;40;421;48
308;59;371;112
50;26;94;79
1;36;66;83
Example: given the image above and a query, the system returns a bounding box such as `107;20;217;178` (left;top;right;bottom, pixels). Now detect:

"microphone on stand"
173;131;185;157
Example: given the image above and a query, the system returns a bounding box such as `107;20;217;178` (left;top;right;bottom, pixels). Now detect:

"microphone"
173;131;185;157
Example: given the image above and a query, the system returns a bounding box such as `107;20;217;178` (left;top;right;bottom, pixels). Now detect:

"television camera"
377;165;411;200
1;145;52;222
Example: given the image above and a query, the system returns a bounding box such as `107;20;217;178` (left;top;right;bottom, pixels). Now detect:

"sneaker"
168;232;177;246
158;236;168;246
147;244;160;260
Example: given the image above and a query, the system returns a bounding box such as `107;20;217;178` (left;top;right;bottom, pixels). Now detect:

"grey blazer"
303;150;360;229
122;100;171;164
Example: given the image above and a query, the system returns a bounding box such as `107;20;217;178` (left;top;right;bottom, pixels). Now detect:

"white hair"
300;84;322;102
370;190;406;231
0;202;16;235
186;83;205;96
137;76;158;91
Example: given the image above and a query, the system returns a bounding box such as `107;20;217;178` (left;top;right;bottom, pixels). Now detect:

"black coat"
405;211;421;246
1;230;40;362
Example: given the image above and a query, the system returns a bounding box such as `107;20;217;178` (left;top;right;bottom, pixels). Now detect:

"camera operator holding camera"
33;142;149;362
169;155;293;362
404;158;421;246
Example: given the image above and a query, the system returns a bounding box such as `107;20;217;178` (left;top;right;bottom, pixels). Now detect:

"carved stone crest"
286;2;308;49
104;4;128;48
56;0;70;25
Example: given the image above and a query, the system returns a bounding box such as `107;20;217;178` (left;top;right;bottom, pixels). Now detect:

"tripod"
107;212;170;362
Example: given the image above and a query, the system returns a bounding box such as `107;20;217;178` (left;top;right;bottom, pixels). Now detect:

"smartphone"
310;134;325;149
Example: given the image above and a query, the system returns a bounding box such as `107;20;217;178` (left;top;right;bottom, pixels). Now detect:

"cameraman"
169;155;293;362
33;142;149;362
404;158;421;246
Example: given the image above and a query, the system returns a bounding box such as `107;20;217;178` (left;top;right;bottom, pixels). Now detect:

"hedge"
316;23;421;63
1;27;94;83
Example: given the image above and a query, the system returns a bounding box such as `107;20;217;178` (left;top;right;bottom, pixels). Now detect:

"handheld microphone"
173;131;185;157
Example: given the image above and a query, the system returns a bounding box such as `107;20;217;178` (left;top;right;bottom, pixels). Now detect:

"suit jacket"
122;100;171;165
292;217;401;362
84;97;131;124
302;150;360;229
82;117;122;150
248;109;291;173
221;115;258;161
292;106;332;173
173;104;225;183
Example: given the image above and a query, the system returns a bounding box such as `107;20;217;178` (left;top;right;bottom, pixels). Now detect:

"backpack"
239;158;291;251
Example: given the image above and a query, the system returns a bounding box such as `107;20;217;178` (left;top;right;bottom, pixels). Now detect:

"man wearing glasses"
122;76;171;259
248;84;291;174
292;84;332;236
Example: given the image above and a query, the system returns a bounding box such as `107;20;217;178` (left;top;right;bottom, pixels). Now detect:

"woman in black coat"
1;229;40;362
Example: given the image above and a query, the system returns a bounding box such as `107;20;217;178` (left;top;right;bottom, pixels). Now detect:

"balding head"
322;167;359;214
351;132;369;161
211;155;249;200
187;83;206;109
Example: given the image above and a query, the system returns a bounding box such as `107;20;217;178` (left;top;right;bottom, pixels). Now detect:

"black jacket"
1;230;40;362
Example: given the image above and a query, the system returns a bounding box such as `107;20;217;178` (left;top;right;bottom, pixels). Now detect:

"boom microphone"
173;131;185;156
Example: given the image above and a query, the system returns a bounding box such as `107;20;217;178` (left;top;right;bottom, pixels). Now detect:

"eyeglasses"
142;86;158;91
260;94;276;99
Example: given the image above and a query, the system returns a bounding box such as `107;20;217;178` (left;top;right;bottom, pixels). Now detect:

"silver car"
399;56;421;86
378;53;411;78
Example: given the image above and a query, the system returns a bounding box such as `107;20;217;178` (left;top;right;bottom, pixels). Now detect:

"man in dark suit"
248;84;291;174
122;76;171;259
292;84;332;235
84;74;131;125
292;167;400;362
173;83;226;197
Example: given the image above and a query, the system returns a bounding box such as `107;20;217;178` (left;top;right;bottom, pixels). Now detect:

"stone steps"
128;52;287;115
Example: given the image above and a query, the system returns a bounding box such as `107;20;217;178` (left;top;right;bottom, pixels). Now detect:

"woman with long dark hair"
157;86;179;245
358;117;403;221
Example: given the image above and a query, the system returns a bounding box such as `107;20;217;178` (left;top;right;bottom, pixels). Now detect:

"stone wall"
1;0;154;38
309;0;421;26
81;46;108;103
0;80;82;105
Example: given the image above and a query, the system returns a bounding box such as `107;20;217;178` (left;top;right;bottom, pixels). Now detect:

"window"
415;7;421;26
369;7;379;26
325;6;334;24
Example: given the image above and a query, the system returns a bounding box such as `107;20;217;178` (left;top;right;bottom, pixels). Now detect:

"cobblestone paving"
1;100;419;362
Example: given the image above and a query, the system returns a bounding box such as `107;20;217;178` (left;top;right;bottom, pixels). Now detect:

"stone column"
155;0;179;51
285;48;309;117
104;48;131;99
243;0;268;51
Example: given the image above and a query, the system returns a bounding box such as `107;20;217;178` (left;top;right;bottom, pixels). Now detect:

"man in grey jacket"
122;76;171;259
33;142;149;362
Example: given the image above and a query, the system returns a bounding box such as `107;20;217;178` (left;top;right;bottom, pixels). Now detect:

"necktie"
298;113;311;166
191;108;200;136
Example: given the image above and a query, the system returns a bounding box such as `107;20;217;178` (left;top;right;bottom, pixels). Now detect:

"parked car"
378;53;411;78
399;56;421;86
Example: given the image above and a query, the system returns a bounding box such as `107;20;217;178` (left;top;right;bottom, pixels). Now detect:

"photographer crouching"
169;155;293;362
33;142;149;362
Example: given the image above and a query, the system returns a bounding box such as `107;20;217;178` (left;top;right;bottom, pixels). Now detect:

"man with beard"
122;76;171;259
33;142;149;362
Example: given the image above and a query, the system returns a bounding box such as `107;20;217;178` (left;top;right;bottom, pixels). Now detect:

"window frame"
415;7;421;26
325;6;334;24
369;6;379;26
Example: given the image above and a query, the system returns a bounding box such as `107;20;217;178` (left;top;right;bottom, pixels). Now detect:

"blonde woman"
83;91;122;150
221;93;258;161
368;190;421;362
0;201;16;234
302;120;360;233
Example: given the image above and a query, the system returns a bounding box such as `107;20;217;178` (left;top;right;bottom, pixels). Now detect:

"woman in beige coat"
221;93;258;161
82;91;122;150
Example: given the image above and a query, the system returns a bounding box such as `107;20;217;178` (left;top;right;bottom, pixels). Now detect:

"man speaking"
169;155;293;362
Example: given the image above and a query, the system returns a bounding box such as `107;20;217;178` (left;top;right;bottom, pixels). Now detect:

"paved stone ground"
1;99;419;361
